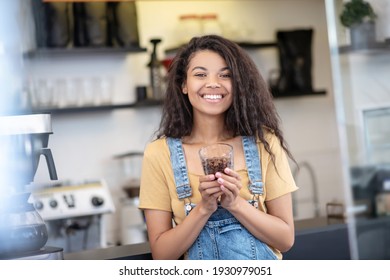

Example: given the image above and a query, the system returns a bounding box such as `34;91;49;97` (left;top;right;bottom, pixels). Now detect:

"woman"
139;35;298;260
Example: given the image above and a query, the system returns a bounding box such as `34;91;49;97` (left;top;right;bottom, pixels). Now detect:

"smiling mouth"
201;94;223;100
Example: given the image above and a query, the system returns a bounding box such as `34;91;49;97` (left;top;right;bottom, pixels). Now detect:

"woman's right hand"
198;174;223;214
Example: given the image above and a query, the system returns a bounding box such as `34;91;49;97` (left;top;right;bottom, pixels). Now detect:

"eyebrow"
190;66;230;72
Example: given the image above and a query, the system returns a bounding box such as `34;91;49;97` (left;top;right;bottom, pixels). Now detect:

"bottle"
147;38;164;100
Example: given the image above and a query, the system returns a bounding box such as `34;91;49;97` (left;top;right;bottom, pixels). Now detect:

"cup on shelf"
54;78;68;108
98;77;114;105
34;79;55;108
85;76;113;106
82;78;97;106
66;78;84;107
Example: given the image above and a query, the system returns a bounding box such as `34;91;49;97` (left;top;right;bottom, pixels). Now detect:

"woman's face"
182;50;233;118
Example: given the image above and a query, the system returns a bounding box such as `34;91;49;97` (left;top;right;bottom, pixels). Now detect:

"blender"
0;113;63;259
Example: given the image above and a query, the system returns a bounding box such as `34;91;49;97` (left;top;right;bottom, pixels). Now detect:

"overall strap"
242;136;264;195
167;137;192;199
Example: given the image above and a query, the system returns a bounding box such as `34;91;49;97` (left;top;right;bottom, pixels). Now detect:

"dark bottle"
147;38;165;100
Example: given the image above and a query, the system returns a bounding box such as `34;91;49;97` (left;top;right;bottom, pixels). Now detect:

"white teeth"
202;94;222;100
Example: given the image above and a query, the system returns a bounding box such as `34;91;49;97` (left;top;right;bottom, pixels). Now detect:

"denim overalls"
167;136;278;260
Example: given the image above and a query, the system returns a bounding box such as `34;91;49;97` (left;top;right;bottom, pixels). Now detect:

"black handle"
40;148;58;180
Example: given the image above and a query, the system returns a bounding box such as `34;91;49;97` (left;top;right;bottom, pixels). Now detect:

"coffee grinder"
147;38;165;100
0;113;63;259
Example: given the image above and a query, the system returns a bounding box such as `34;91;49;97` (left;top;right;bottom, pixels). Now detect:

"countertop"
64;242;152;260
64;216;349;260
64;215;390;260
284;216;350;259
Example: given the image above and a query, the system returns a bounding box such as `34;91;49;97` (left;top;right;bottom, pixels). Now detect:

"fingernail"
218;178;224;184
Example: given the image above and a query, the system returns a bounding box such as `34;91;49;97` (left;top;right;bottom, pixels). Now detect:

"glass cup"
199;143;234;175
35;79;55;108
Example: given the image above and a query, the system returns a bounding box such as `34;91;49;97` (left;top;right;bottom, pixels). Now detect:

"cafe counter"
65;215;390;260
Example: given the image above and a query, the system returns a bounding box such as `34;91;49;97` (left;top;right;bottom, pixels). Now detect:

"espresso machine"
0;113;63;259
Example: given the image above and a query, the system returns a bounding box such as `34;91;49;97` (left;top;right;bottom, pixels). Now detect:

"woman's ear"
182;85;188;94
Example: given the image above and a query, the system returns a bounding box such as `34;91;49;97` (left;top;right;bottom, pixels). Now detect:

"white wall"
340;52;390;166
330;0;390;167
29;0;345;245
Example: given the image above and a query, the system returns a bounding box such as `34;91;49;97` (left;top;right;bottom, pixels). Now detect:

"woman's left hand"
215;168;243;210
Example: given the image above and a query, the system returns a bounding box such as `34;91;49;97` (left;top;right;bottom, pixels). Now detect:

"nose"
205;82;221;89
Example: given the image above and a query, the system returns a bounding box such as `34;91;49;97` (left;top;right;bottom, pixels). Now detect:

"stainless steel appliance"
0;113;63;260
30;180;115;253
113;151;147;245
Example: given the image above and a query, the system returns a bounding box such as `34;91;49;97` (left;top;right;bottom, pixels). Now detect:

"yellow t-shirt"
139;132;298;258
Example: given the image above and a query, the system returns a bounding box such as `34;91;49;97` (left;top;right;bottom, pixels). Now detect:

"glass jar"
0;193;48;254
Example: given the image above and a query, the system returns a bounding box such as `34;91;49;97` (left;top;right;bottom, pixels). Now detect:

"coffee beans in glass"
199;143;234;175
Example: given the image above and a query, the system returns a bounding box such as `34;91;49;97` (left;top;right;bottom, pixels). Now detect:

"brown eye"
220;73;231;79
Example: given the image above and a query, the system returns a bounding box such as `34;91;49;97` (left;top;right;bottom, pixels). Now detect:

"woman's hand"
198;174;223;214
215;168;243;210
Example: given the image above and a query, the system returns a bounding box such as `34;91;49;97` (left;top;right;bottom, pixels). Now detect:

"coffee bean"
202;156;232;175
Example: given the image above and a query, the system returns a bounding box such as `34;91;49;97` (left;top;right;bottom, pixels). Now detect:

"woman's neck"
183;115;233;145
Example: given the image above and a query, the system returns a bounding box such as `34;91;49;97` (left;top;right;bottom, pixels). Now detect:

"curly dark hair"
156;35;294;164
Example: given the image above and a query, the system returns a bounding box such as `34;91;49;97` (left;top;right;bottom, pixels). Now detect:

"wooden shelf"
24;45;147;58
338;41;390;54
29;99;162;115
235;41;278;49
272;89;327;98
